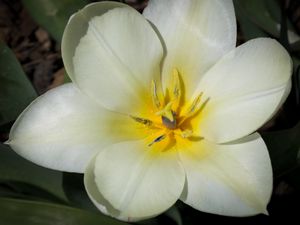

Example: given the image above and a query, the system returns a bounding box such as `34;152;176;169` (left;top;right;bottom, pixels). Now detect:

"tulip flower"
7;0;292;221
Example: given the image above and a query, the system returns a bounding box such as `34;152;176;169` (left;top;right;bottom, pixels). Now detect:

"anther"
151;80;164;110
130;115;153;127
180;129;193;138
170;68;181;111
148;134;166;146
186;92;203;116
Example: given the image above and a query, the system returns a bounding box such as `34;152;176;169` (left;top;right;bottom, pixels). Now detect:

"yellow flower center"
131;69;208;151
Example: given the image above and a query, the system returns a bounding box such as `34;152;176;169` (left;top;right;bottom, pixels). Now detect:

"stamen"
178;93;209;126
180;129;193;138
174;129;193;138
170;68;181;111
151;80;163;110
130;115;153;127
148;134;166;147
174;129;203;140
185;92;203;117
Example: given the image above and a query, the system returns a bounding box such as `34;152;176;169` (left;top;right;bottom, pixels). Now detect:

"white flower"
8;0;292;221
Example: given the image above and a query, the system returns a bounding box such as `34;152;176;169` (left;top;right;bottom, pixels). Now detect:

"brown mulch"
0;0;63;94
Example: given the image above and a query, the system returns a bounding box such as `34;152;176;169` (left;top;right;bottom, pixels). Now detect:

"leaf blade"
22;0;89;42
0;197;130;225
0;143;67;202
0;41;37;126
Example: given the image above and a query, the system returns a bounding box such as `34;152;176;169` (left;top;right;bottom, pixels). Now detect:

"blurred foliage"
63;172;97;211
262;122;300;177
164;206;182;225
0;197;129;225
0;143;67;202
0;41;37;127
22;0;89;42
234;0;280;38
0;0;300;225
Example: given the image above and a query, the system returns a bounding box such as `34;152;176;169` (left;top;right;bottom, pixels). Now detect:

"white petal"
84;156;158;222
8;84;146;173
62;1;128;78
196;38;292;143
92;140;185;219
143;0;236;100
179;133;272;216
71;5;163;114
84;156;123;220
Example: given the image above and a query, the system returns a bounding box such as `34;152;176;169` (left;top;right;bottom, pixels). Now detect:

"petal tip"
262;208;269;216
3;140;10;145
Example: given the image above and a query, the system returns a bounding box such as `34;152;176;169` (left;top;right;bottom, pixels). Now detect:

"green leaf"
234;0;300;44
0;181;66;203
291;40;300;53
0;121;13;134
233;0;279;37
22;0;89;42
63;172;97;211
136;218;159;225
164;206;182;225
291;58;300;109
284;166;300;190
235;6;268;41
0;143;67;202
64;71;72;83
261;122;300;177
0;41;37;126
264;0;282;23
0;197;130;225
